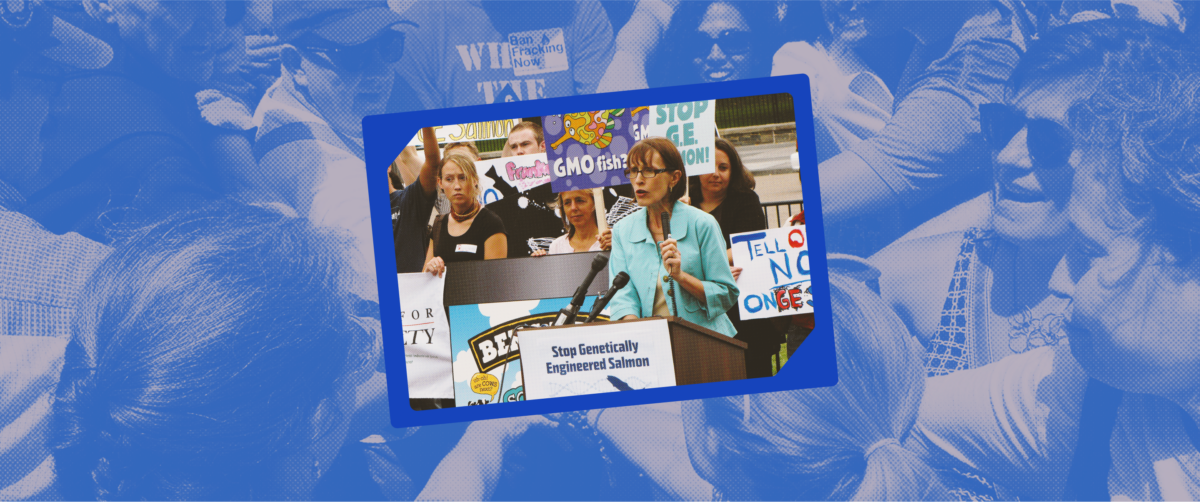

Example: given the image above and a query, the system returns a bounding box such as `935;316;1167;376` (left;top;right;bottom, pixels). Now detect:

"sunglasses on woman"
979;103;1074;170
295;30;405;73
693;30;752;57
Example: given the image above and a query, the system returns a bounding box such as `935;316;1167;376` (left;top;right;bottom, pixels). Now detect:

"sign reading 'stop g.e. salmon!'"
646;100;717;176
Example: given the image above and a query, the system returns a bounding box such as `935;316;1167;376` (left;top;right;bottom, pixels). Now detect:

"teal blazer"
608;200;739;337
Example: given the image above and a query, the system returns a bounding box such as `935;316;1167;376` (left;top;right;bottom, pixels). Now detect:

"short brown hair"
444;141;480;160
508;121;543;146
627;137;687;202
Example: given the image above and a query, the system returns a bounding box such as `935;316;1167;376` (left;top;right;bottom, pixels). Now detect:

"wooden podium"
519;317;747;399
654;316;748;385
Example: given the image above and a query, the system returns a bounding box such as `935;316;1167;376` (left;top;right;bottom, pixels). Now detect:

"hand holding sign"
424;256;447;278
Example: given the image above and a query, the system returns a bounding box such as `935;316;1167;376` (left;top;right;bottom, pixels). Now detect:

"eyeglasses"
979;103;1073;170
694;30;753;57
624;167;669;179
296;30;405;73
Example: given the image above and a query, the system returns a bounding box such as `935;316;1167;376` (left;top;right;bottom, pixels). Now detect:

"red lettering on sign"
788;228;805;249
773;286;808;312
789;289;803;310
776;289;791;310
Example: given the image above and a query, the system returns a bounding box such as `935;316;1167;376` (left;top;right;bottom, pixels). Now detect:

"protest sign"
543;107;651;192
730;226;813;320
507;28;569;77
449;296;599;406
646;100;717;176
407;119;522;147
397;273;454;399
522;318;676;400
475;153;550;199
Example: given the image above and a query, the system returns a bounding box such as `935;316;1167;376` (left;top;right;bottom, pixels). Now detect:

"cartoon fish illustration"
551;108;628;150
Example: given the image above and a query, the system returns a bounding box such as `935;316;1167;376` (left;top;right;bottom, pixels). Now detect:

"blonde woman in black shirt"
423;154;507;277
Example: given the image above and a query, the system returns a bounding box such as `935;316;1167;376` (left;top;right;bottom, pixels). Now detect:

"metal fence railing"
715;94;796;129
762;198;803;229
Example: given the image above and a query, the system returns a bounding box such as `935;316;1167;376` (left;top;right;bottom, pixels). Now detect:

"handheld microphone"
660;211;678;317
554;253;609;325
584;272;629;323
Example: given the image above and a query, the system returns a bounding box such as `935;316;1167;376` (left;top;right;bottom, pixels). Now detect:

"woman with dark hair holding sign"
607;137;738;337
689;137;782;377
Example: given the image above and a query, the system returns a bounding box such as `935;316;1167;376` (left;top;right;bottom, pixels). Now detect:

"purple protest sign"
543;107;651;193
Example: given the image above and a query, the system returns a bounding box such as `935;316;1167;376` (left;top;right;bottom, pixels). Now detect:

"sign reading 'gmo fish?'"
543;107;651;192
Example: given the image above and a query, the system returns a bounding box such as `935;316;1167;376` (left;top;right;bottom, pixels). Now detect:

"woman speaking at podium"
607;137;739;337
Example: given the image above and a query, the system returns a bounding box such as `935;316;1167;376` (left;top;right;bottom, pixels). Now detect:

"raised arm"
819;151;899;223
418;127;440;196
596;0;680;92
821;22;1020;222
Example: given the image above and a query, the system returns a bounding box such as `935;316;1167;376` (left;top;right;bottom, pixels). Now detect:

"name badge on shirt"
456;243;479;254
508;27;569;76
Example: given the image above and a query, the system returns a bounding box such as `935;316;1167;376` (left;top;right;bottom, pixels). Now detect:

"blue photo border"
364;74;837;428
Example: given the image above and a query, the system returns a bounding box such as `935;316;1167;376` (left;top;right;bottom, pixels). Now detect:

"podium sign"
521;318;677;399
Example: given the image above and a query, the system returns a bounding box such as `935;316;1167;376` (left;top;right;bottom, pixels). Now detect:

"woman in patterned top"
869;53;1078;375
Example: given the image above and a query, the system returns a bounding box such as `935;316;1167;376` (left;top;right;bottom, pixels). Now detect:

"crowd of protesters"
2;0;1200;500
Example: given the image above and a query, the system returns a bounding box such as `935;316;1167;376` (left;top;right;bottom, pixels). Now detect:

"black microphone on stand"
584;272;629;323
554;253;609;325
661;211;678;317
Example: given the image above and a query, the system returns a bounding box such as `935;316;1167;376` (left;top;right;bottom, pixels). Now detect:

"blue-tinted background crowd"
2;0;1200;500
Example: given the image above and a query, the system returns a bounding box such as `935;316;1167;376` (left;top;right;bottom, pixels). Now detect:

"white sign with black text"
521;319;677;400
397;272;454;399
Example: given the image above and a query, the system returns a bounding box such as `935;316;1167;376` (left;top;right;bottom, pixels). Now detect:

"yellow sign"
409;119;522;147
470;372;500;402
